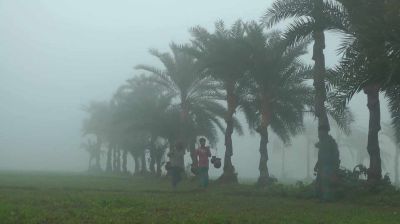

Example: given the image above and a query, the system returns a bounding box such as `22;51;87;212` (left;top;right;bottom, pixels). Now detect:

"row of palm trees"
82;0;400;187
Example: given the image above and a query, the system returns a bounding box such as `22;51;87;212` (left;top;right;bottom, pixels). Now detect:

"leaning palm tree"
136;43;231;165
187;20;250;182
263;0;348;187
242;25;312;185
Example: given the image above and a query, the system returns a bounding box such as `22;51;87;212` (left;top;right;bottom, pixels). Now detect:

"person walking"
168;141;185;189
194;138;211;188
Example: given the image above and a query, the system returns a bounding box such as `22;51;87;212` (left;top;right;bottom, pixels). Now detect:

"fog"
0;1;395;181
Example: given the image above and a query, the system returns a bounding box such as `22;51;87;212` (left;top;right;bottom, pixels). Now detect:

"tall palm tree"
242;25;312;185
136;43;230;165
263;0;347;184
330;0;390;182
188;20;250;182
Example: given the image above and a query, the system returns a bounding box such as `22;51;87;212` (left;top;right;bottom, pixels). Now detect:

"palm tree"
136;43;229;166
81;139;101;171
82;101;113;171
242;25;312;185
113;76;171;175
263;0;347;185
330;0;390;182
188;20;249;182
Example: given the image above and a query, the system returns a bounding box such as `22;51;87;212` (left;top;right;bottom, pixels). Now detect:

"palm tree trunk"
149;140;156;174
141;152;148;174
156;151;162;177
306;139;311;180
122;150;128;174
178;99;188;165
189;140;198;167
257;128;269;186
312;29;339;181
313;30;330;142
257;92;271;186
112;147;117;172
394;147;399;186
116;149;121;173
134;155;140;175
106;144;112;172
95;142;102;171
150;150;156;174
364;85;382;182
220;80;237;183
281;147;285;179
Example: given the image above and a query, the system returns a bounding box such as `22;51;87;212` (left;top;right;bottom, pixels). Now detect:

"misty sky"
0;1;393;178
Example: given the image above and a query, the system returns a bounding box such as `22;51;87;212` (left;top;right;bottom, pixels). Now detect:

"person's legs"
176;167;182;184
198;167;204;187
199;167;209;188
204;167;209;188
171;167;179;188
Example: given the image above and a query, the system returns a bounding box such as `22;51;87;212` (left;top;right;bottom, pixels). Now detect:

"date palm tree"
136;44;240;165
113;76;171;175
187;20;250;182
82;101;113;171
263;0;347;185
330;0;393;182
242;25;312;185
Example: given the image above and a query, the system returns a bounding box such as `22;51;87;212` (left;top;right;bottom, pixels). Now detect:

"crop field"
0;172;399;223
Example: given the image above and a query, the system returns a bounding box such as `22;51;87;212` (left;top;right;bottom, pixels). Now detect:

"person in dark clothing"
168;141;185;189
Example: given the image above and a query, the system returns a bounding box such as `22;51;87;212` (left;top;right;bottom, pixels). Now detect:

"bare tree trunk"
364;85;382;182
122;150;128;174
220;80;237;183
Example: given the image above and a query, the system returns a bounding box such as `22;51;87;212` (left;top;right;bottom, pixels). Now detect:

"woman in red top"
195;138;211;188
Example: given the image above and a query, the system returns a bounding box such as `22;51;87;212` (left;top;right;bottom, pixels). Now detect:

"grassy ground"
0;171;399;224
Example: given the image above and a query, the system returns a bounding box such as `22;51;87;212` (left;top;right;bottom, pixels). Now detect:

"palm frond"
263;0;313;28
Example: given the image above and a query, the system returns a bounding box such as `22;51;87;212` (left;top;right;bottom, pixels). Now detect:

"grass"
0;171;399;223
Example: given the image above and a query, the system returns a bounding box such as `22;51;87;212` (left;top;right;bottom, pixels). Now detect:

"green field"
0;171;399;224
